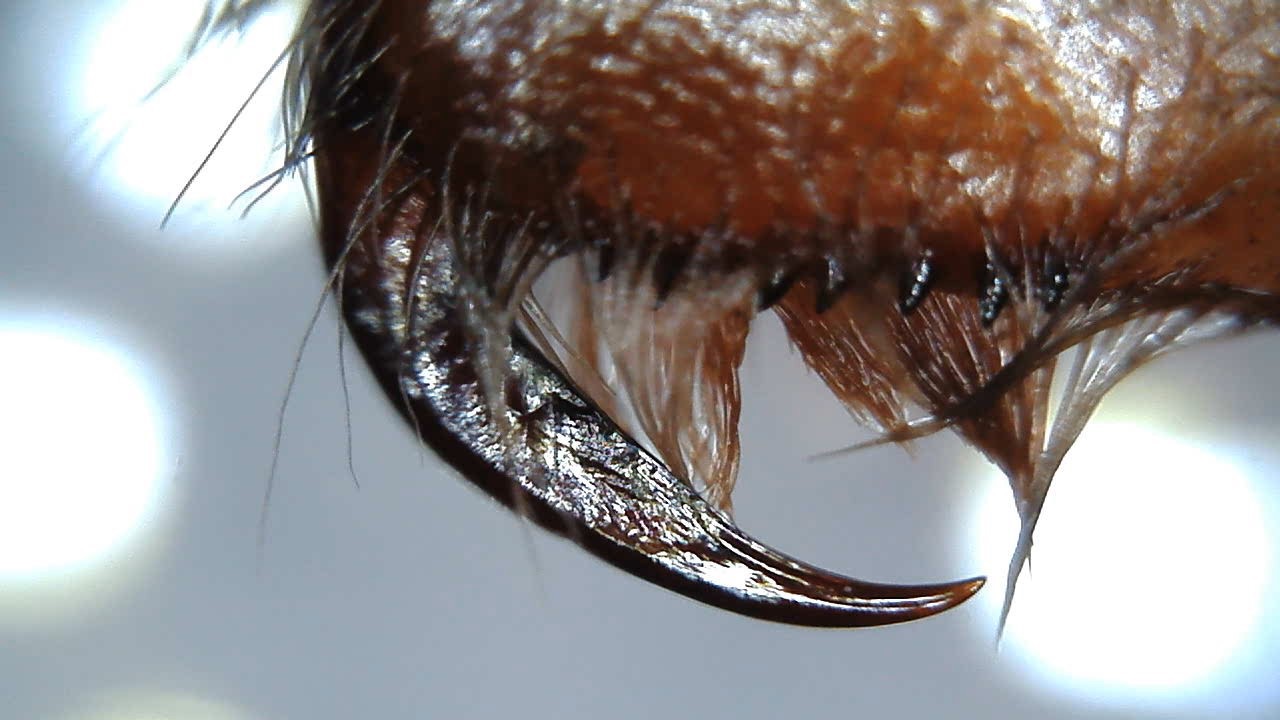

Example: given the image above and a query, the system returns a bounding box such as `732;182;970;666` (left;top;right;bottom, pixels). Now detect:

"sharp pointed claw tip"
922;574;986;609
813;575;985;628
893;574;985;600
898;575;986;620
958;575;987;601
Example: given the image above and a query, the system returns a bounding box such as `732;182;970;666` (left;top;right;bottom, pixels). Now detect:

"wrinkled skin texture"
274;0;1279;626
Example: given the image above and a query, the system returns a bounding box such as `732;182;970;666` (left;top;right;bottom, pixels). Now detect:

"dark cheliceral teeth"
815;255;850;314
979;262;1009;325
1040;253;1069;310
652;243;693;303
595;239;616;282
758;264;800;310
899;251;935;313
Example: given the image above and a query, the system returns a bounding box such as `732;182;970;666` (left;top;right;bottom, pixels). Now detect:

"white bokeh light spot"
970;420;1271;704
69;0;307;257
0;322;170;580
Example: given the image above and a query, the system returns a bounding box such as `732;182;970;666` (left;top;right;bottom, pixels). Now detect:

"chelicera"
217;0;1280;627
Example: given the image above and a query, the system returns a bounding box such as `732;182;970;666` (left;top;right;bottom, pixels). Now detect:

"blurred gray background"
2;2;1278;719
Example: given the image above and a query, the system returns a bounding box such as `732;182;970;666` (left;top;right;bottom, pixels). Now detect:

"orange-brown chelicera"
233;0;1279;627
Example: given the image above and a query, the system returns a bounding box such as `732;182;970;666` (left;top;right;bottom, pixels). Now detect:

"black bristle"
815;255;850;314
899;251;935;314
595;240;616;282
758;265;800;310
979;262;1008;326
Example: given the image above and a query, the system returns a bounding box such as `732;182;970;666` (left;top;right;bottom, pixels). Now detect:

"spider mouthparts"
322;150;984;624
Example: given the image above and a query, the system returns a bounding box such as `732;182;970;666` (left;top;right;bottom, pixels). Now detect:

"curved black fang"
337;229;984;627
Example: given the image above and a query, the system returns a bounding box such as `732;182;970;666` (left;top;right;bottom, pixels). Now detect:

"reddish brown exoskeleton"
213;0;1278;627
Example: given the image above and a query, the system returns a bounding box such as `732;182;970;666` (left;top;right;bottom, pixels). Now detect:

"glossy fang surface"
246;0;1278;625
